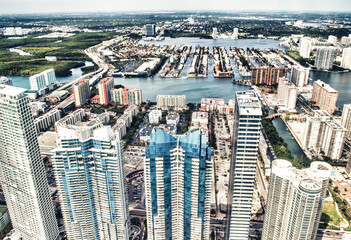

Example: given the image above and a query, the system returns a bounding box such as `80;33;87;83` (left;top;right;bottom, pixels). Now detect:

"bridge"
265;113;284;119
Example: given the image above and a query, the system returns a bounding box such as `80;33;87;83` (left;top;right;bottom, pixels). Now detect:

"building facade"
342;104;351;146
111;88;142;105
232;28;239;39
145;24;156;36
73;78;90;107
98;77;114;106
290;65;310;87
212;27;217;39
251;67;288;86
0;76;13;86
262;160;331;240
302;110;346;159
53;122;130;240
314;47;336;70
34;109;61;134
277;77;298;110
29;69;57;90
226;91;262;240
299;38;312;58
144;129;212;240
312;80;338;114
157;95;186;110
0;84;59;240
341;47;351;70
149;109;162;124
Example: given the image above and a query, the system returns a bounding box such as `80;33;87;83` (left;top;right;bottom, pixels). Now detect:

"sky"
0;0;351;14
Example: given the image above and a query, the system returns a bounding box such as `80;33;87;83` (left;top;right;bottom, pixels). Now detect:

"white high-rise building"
212;27;218;39
29;69;57;90
290;65;310;87
314;47;336;70
232;28;239;39
53;120;130;240
322;121;347;159
277;77;298;110
299;38;312;58
157;95;186;110
341;47;351;69
144;129;212;240
328;35;338;45
342;104;351;145
262;160;331;240
227;91;262;240
341;36;351;46
302;110;346;159
0;84;59;240
148;109;162;124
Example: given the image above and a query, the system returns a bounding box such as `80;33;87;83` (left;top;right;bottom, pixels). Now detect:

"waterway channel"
8;37;351;161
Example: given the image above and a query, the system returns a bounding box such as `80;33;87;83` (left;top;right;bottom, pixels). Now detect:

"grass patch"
20;46;63;55
321;201;342;226
0;32;118;76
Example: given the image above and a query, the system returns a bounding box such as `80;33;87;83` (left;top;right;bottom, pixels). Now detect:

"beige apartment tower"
312;80;338;114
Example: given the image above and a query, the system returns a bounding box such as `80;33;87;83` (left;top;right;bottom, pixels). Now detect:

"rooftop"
0;84;27;97
314;80;338;93
272;159;332;191
100;77;114;84
236;91;262;116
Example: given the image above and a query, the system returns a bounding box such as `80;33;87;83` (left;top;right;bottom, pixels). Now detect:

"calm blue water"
8;37;351;159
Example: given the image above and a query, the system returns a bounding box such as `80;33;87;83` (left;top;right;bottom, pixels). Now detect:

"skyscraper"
98;77;114;106
290;65;310;87
328;35;338;45
312;79;338;114
212;27;218;39
314;47;336;70
144;129;212;240
145;24;156;36
302;110;346;160
53;118;130;240
227;91;262;240
341;104;351;145
0;84;59;240
277;77;298;110
73;78;90;107
232;28;239;39
250;67;288;86
299;38;312;58
262;160;331;240
341;47;351;70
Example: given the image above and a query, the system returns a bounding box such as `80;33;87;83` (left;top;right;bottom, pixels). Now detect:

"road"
39;42;111;116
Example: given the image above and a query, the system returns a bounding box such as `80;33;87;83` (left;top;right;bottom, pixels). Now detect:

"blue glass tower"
53;124;130;240
144;129;212;240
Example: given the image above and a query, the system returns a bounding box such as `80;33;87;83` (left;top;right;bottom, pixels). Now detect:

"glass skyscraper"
53;120;130;240
144;129;212;240
227;91;262;240
0;84;59;240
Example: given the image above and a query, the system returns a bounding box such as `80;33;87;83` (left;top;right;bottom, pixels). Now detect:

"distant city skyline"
0;0;351;14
